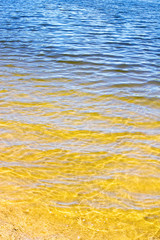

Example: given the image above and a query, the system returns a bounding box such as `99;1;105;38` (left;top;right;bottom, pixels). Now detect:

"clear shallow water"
0;0;160;239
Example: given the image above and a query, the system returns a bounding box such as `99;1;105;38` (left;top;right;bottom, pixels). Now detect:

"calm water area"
0;0;160;239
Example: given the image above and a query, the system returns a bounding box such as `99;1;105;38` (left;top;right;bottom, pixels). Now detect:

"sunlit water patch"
0;0;160;239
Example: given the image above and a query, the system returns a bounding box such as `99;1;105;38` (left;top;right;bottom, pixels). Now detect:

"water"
0;0;160;239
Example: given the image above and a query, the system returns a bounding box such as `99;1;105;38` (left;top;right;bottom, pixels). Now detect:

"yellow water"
0;72;160;239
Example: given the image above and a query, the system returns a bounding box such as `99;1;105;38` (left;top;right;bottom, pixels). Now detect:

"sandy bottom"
1;202;160;240
0;203;67;240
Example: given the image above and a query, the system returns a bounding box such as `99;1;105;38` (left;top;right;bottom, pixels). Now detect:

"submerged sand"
0;202;160;240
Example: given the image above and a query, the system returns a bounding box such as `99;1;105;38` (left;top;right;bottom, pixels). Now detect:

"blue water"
0;0;160;87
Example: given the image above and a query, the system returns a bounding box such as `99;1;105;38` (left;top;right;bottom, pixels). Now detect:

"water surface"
0;0;160;239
